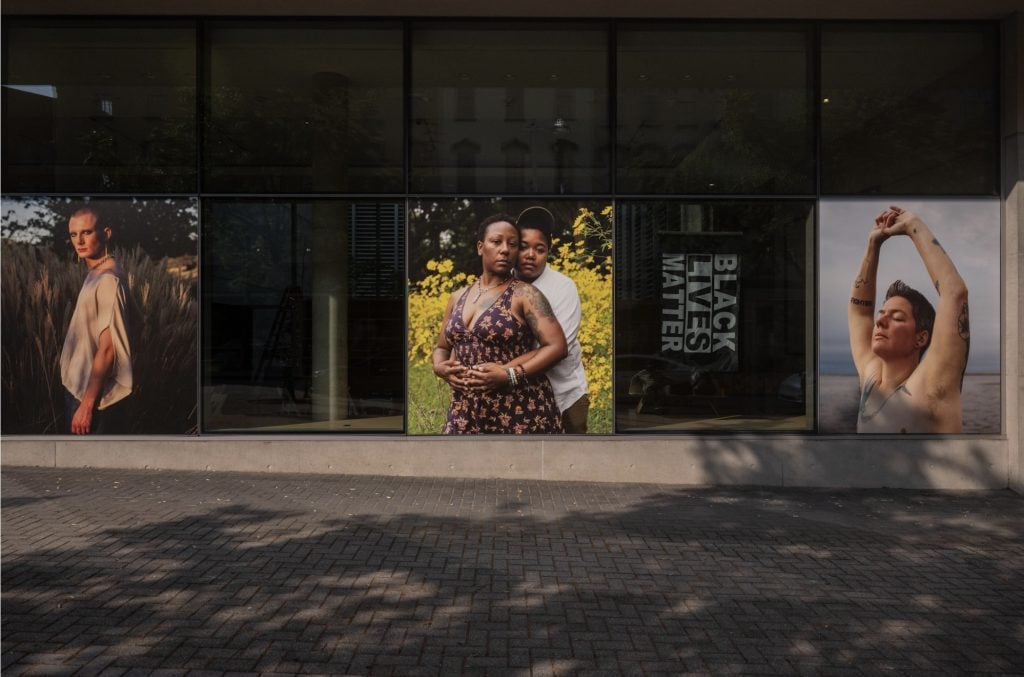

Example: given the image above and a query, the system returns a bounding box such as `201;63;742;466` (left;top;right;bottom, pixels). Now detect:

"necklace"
858;378;910;421
88;254;112;269
472;276;509;303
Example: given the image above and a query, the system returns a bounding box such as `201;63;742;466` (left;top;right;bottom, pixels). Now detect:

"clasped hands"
435;357;509;392
871;205;921;244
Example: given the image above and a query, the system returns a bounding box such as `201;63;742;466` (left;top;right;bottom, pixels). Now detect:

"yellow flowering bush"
408;206;613;434
408;259;475;366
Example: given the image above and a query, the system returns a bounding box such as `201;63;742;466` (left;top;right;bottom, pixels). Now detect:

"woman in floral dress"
432;214;567;434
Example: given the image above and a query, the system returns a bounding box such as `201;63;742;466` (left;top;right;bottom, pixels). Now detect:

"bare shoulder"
442;285;470;314
511;279;536;296
513;280;554;317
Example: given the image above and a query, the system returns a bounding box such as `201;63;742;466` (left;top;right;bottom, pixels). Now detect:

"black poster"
660;252;740;371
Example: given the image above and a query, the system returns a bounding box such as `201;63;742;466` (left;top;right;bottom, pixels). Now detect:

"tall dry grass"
2;242;198;434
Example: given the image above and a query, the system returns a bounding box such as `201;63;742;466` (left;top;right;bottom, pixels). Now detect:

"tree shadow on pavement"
2;473;1023;675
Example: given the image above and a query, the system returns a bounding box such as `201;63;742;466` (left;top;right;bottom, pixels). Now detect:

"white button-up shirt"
529;265;588;413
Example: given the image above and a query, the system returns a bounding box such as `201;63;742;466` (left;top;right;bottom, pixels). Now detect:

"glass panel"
1;196;199;434
818;199;1000;434
407;198;613;434
411;23;610;194
2;20;197;193
615;200;813;431
204;21;403;193
202;200;405;432
617;24;814;195
821;24;997;195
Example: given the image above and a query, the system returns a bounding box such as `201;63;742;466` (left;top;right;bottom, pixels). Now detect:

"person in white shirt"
60;206;133;434
515;206;590;433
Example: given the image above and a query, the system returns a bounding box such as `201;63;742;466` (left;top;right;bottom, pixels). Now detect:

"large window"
204;22;404;193
818;198;1000;434
2;20;197;193
1;196;199;434
615;201;814;431
406;198;613;434
821;23;998;195
617;24;814;195
202;200;405;432
1;18;1004;438
411;23;610;194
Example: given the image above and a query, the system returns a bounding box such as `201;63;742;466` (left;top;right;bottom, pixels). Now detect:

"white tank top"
856;374;937;434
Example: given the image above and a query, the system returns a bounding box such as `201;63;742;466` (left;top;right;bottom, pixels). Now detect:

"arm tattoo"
850;297;874;307
519;284;555;319
853;276;869;290
932;237;947;254
524;308;541;337
958;302;970;341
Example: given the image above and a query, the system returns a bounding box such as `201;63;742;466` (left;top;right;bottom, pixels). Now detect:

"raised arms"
882;207;969;395
848;222;888;383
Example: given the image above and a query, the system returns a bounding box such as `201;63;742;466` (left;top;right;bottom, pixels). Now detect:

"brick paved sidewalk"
2;467;1022;676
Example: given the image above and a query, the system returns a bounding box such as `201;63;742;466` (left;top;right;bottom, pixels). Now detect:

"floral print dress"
442;279;563;434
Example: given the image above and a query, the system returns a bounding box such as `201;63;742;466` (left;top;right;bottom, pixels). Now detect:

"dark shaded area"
2;19;197;194
2;468;1022;675
615;201;812;432
1;495;62;510
201;201;405;432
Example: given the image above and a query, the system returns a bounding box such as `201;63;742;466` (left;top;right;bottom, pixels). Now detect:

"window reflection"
2;20;197;193
617;24;814;195
821;24;997;195
202;200;405;432
204;22;403;193
411;23;609;194
615;201;813;431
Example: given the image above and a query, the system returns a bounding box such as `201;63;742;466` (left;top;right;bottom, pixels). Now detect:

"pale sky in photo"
819;199;1001;374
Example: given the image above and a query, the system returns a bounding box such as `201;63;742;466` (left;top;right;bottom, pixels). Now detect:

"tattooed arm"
884;207;970;397
461;282;567;391
848;218;889;383
514;282;568;377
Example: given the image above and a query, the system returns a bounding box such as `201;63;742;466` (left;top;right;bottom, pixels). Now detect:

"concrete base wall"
1004;12;1023;494
1;436;1008;490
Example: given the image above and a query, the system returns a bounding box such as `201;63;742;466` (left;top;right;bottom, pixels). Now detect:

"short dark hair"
477;213;517;242
885;279;935;357
70;205;101;224
515;206;554;247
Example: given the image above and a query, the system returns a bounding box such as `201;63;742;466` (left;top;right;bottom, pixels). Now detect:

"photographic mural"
407;198;612;435
818;199;1000;434
1;197;198;435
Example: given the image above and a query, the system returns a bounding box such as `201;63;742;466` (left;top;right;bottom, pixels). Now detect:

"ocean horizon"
817;373;1001;434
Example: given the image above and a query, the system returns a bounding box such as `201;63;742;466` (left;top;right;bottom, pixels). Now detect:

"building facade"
2;1;1021;492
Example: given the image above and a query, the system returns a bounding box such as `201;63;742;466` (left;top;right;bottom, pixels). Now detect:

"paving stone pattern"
2;467;1023;676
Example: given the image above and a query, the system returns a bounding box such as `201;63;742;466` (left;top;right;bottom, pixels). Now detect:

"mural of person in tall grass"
2;197;198;434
